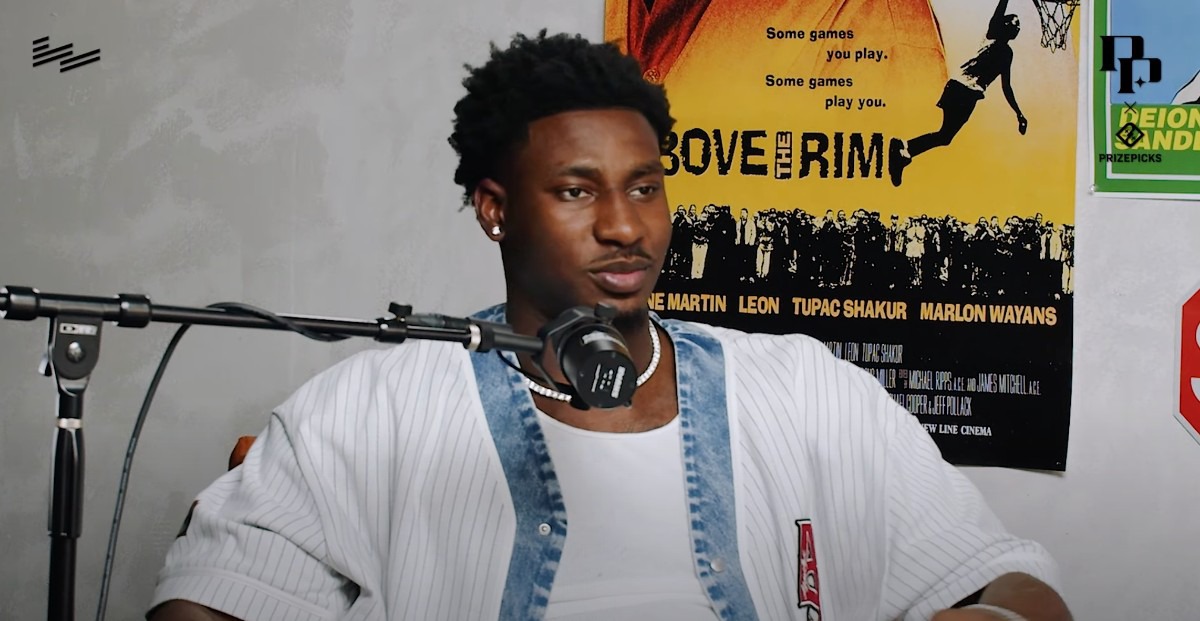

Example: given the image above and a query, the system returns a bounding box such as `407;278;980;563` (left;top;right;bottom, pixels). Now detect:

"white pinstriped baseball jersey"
150;308;1060;620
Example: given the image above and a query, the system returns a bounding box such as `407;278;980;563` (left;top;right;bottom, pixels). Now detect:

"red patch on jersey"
795;519;821;620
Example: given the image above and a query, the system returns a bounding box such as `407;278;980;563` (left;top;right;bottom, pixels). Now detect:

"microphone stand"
0;285;543;621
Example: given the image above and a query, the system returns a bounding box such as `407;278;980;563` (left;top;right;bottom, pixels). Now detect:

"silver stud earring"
491;225;501;236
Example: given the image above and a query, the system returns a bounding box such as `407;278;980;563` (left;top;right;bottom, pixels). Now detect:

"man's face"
479;108;670;325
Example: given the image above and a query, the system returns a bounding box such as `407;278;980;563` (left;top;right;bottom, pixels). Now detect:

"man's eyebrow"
552;161;665;181
627;160;665;179
554;164;603;180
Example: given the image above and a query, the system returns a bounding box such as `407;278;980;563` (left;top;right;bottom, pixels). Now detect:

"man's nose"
594;192;645;245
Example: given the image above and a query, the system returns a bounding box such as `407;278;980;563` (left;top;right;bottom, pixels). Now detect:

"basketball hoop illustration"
1033;0;1079;51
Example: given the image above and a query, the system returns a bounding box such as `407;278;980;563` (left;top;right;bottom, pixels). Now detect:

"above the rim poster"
605;0;1080;469
1092;0;1200;199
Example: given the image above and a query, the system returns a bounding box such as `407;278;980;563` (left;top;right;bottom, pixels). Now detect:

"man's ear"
474;178;507;240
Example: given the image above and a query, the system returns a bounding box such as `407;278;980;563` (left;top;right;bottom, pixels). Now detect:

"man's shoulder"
308;302;503;383
276;339;472;420
278;300;509;410
317;338;467;381
665;317;891;393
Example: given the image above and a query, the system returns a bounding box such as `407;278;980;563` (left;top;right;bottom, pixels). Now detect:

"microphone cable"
94;302;347;621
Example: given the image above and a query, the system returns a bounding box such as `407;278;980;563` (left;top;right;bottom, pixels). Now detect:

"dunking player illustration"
889;0;1027;187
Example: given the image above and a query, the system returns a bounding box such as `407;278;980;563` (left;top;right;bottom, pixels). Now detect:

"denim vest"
469;305;761;621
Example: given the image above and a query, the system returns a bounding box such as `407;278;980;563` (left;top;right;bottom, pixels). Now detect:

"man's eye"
558;187;587;200
631;184;659;197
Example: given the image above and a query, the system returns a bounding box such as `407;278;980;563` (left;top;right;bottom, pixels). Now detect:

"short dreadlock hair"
448;30;675;205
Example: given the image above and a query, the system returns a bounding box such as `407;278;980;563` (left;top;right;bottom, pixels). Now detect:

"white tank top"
535;410;720;621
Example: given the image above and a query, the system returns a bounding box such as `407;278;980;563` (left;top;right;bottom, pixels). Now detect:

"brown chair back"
228;435;257;470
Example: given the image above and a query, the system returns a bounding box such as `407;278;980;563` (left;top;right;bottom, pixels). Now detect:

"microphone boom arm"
0;286;543;353
0;285;542;621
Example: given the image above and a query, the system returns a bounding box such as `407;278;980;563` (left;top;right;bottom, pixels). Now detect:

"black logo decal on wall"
33;36;100;73
1099;35;1162;94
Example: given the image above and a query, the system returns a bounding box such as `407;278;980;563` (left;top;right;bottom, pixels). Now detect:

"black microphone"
538;304;637;409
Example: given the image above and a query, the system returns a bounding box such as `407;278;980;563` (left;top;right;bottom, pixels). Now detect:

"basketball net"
1033;0;1079;52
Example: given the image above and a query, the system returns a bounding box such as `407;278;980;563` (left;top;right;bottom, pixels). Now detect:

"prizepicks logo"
795;519;821;620
33;36;100;73
1099;35;1162;149
1179;288;1200;444
1113;101;1145;148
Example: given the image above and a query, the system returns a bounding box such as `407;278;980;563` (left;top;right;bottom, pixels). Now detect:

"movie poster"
605;0;1080;469
1092;0;1200;198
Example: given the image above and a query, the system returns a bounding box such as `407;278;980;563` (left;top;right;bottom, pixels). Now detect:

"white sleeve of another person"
149;411;357;621
868;379;1062;620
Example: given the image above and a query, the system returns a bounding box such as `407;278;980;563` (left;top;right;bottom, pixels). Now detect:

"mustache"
593;247;654;263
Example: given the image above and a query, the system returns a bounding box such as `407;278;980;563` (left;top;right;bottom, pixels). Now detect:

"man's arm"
865;369;1066;620
934;572;1072;620
146;409;362;618
147;600;242;621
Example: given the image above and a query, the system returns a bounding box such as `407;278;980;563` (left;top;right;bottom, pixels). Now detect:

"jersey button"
538;523;552;536
710;558;726;573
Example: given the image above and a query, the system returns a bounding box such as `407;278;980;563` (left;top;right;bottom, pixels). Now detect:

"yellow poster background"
605;0;1079;226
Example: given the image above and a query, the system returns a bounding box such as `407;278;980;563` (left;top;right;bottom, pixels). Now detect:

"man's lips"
590;259;653;294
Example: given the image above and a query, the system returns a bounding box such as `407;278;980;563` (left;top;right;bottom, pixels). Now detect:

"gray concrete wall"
2;1;1199;619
